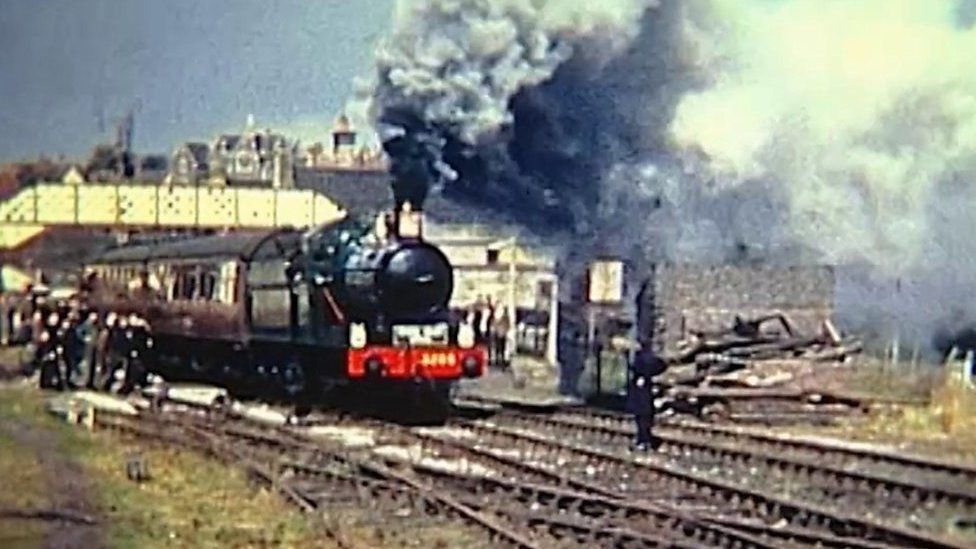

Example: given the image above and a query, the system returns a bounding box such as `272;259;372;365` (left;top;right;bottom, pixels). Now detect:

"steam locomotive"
84;209;486;420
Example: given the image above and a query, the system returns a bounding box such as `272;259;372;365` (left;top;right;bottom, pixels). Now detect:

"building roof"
92;228;303;264
55;164;79;180
139;154;168;172
294;167;392;218
184;142;210;167
0;264;33;293
216;134;241;150
241;132;287;154
86;144;120;173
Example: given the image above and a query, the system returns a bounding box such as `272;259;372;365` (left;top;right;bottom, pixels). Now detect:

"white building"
425;222;559;365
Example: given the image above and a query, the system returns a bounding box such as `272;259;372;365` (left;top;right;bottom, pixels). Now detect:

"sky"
0;0;394;162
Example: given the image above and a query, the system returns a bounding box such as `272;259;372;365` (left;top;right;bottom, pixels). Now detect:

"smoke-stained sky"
0;0;393;162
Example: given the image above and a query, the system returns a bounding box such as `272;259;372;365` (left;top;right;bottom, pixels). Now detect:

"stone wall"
637;264;835;355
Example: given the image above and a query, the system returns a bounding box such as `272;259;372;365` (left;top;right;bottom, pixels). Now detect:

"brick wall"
637;264;835;354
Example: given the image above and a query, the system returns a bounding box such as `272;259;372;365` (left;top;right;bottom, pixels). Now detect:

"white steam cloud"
671;0;976;274
375;0;654;145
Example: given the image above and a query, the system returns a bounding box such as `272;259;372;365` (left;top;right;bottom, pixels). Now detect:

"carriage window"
219;261;238;304
181;270;197;299
171;271;181;300
200;270;217;301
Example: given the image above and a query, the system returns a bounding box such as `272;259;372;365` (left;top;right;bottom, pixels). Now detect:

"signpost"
586;258;625;396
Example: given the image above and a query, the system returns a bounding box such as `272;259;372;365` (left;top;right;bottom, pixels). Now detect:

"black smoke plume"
362;0;976;357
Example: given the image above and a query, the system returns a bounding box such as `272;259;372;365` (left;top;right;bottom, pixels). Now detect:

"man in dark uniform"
94;312;117;390
61;304;83;389
627;340;665;451
33;304;64;389
119;314;151;393
100;313;128;391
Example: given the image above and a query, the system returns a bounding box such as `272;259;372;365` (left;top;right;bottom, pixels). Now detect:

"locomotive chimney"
394;201;423;240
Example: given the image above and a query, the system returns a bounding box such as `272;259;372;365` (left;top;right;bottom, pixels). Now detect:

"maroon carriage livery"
85;215;485;420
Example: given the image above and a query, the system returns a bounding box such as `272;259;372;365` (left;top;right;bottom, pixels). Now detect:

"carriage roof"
92;228;303;265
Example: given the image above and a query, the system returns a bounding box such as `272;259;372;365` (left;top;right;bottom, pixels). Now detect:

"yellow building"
0;181;347;250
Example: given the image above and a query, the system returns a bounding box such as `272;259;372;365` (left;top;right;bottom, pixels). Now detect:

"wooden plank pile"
659;313;865;424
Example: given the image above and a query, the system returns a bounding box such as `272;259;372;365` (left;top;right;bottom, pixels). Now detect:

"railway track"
449;397;975;549
94;408;540;548
80;387;976;548
564;405;976;481
395;427;781;548
495;410;976;514
457;396;976;504
86;401;771;547
291;403;974;548
407;424;900;549
205;410;780;547
462;418;973;548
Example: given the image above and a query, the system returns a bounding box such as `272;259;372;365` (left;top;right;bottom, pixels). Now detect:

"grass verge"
794;364;976;463
0;424;49;546
0;382;325;548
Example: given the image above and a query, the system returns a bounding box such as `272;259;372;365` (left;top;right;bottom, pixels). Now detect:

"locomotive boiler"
85;212;486;421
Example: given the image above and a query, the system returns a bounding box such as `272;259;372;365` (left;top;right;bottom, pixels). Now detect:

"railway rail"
93;408;539;548
452;416;971;549
74;388;976;548
550;406;976;492
84;401;768;547
207;410;778;548
407;424;898;549
458;395;976;494
494;410;976;513
398;428;782;548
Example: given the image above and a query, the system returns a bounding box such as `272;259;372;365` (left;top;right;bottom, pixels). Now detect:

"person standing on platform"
75;310;100;388
492;305;511;369
471;297;485;344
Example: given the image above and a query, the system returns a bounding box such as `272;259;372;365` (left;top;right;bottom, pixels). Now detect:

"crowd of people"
2;286;152;393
